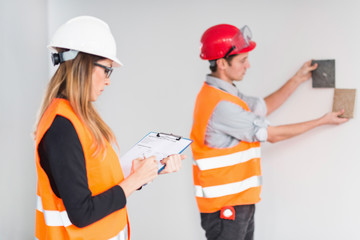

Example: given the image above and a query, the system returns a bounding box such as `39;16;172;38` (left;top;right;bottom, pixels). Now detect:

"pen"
158;164;166;174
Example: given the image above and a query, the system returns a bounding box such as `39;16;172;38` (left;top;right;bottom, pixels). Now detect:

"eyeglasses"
94;62;113;78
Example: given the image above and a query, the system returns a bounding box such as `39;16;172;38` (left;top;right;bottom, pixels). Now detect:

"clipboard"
119;132;193;178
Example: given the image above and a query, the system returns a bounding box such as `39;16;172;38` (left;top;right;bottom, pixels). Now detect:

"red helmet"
200;24;256;60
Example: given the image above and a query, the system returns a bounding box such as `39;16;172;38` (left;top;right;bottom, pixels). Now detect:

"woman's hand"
119;156;158;197
131;156;159;184
159;154;186;174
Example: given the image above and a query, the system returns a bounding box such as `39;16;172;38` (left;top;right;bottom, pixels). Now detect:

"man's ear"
216;58;228;71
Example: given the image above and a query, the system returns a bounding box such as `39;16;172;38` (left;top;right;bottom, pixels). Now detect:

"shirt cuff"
255;128;268;142
114;185;127;209
254;118;270;142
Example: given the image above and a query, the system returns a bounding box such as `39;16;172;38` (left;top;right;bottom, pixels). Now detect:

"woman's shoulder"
45;115;78;142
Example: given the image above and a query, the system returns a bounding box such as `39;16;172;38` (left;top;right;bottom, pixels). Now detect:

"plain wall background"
1;0;359;239
0;0;48;239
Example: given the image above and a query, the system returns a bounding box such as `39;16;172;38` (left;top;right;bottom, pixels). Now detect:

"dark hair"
209;54;237;72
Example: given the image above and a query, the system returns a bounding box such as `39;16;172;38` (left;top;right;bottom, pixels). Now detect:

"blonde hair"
35;51;116;156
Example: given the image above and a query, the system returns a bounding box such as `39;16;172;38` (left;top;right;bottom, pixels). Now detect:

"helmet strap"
223;45;236;59
51;50;79;66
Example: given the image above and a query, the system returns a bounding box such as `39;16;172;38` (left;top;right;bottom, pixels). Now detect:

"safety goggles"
224;25;253;58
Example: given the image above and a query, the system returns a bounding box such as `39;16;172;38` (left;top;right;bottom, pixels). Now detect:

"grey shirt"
205;75;269;148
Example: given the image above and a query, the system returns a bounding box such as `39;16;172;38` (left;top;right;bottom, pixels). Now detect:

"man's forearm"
264;77;301;115
267;117;323;143
264;60;317;115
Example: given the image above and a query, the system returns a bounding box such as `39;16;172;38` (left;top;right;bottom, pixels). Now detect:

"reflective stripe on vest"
36;195;71;227
195;175;262;198
36;194;128;240
108;225;128;240
194;147;261;171
36;196;72;227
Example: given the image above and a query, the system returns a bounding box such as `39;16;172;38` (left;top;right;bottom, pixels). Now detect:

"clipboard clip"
156;132;182;141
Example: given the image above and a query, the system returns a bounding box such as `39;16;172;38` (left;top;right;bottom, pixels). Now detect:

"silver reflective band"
36;195;72;227
195;175;262;198
36;195;128;240
35;226;128;240
109;225;128;240
194;147;261;171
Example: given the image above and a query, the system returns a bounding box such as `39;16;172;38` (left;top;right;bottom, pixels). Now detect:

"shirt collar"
205;75;239;97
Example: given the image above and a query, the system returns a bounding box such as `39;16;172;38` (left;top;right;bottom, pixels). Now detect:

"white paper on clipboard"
119;132;192;178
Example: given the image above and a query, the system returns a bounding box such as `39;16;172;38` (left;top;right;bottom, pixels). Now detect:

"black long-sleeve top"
37;115;126;228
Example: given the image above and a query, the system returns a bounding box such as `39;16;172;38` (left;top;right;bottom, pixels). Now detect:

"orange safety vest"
35;98;129;240
191;83;262;213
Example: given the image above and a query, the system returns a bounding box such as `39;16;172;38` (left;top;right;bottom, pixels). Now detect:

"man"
190;24;348;240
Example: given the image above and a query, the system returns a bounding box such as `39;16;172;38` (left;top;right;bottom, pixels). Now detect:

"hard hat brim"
111;58;123;67
200;41;256;60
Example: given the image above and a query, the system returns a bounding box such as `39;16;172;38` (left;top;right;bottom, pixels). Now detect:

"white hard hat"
48;16;122;67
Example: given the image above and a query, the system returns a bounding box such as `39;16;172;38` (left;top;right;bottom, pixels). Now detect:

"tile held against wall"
312;59;335;88
332;88;356;118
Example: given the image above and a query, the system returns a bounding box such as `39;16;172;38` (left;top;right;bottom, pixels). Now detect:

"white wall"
0;0;48;239
2;0;358;239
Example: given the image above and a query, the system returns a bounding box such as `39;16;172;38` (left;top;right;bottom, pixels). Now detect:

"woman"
34;16;184;240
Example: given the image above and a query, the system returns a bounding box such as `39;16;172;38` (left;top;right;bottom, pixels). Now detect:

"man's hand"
265;60;318;115
319;109;349;125
292;60;318;84
267;109;349;143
